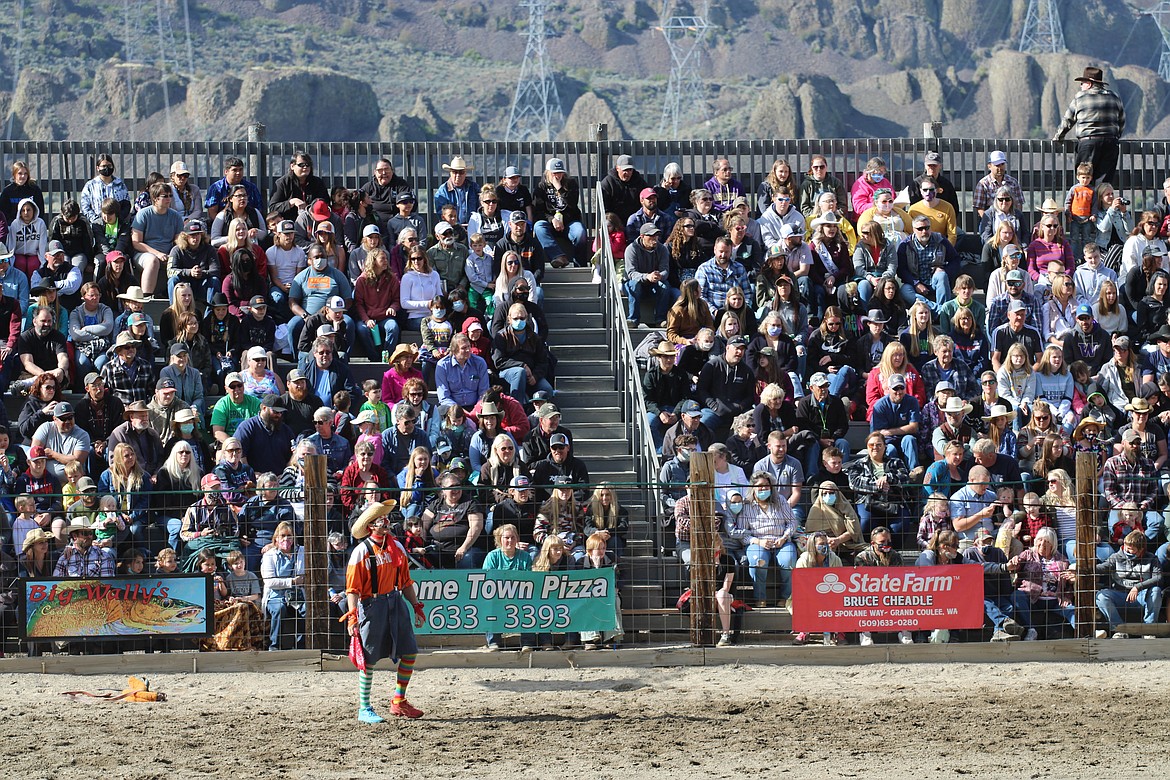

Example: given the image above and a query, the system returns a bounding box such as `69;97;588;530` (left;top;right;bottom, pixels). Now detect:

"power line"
1146;1;1170;80
1019;0;1067;53
657;1;711;140
5;0;27;140
505;0;564;142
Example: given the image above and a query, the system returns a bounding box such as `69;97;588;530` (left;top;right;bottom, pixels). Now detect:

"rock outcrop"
560;91;627;141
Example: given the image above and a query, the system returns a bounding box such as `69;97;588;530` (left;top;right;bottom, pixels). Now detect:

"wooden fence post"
688;452;717;646
302;454;329;650
1074;451;1099;638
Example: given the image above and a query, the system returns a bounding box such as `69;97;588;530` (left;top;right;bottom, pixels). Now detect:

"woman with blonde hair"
1017;399;1057;474
278;439;319;501
210;184;266;247
666;277;715;346
864;341;926;419
97;442;153;545
397;446;438;518
756;158;796;214
584;483;629;559
898;299;938;371
995;342;1034;414
400;245;443;320
1023;344;1074;431
492;249;542;309
805;480;865;564
806;190;857;251
1093;278;1128;334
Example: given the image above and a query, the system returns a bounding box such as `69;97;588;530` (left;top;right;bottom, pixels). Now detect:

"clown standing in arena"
345;500;426;723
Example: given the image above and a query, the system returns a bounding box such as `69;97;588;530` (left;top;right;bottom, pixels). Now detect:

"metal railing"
6;137;1170;233
593;183;665;558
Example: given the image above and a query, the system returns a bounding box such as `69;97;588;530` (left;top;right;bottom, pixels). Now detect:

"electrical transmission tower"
657;2;711;140
505;0;564;142
1147;2;1170;81
119;0;190;140
1019;0;1067;54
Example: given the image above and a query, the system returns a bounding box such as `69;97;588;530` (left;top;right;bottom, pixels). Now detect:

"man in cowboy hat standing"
346;500;426;723
1054;66;1125;186
434;156;479;229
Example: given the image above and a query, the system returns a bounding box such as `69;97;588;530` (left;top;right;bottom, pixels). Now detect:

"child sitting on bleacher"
465;233;495;314
357;379;392;433
236;295;277;357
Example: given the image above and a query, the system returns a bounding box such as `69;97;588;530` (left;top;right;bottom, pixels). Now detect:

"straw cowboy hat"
442;156;474;172
1072;415;1106;442
940;397;973;416
351;500;400;540
809;212;841;231
980;404;1013;422
648;342;677;357
22;528;53;553
1124;397;1153;414
388;343;419;365
117;286;150;304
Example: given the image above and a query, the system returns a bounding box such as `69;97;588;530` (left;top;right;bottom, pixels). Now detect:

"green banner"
413;569;618;635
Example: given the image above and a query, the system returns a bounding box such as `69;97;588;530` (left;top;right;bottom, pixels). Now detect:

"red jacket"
354;271;400;323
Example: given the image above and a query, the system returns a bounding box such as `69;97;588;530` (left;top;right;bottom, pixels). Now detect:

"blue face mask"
432;308;446;319
728;501;742;514
453;300;466;313
816;544;830;556
511;319;526;332
756;489;772;501
678;449;692;463
1122;550;1138;560
767;325;782;337
180;423;195;435
823;493;837;506
871;173;885;183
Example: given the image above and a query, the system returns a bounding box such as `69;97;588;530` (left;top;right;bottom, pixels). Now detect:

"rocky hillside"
0;0;1167;142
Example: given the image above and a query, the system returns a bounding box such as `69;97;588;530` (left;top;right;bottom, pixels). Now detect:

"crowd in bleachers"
1;139;1169;653
0;151;632;653
630;148;1170;645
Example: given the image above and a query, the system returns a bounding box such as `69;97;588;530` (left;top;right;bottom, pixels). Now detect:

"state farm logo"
816;573;847;594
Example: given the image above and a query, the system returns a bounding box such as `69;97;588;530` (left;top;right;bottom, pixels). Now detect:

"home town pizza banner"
413;569;618;634
20;576;214;640
791;566;985;633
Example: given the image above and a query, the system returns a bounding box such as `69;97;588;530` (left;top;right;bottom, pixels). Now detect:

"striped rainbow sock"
393;654;416;702
358;670;373;710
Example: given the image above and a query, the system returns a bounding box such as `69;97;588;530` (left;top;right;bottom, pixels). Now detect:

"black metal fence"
5;137;1170;231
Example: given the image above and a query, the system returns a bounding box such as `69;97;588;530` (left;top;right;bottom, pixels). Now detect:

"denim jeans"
983;593;1016;631
169;274;221;304
533;219;588;263
827;365;856;398
354;317;402;359
266;598;306;650
1011;590;1076;637
898;269;952;312
885;435;919;470
1096;586;1164;630
498;366;554;407
623;278;675;322
746;541;798;601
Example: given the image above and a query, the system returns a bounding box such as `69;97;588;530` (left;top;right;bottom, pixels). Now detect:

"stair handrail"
594;183;664;526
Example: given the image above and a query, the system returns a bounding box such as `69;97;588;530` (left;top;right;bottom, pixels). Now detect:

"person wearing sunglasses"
269;151;329;221
973;149;1024;221
907;175;958;245
896;214;959;313
907;150;960;216
977;185;1028;245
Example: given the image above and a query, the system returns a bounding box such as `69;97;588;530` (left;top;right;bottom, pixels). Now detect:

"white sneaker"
1024;628;1038;641
898;631;914;645
1094;629;1108;639
1143;635;1157;640
1111;632;1130;640
859;632;873;647
929;629;950;644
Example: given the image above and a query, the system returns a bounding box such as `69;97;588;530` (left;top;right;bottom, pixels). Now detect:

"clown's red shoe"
390;698;424;719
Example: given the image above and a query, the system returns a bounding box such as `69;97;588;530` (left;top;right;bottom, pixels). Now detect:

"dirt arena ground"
0;661;1165;779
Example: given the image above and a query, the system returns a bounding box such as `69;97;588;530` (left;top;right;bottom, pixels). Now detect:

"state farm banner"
791;566;985;633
